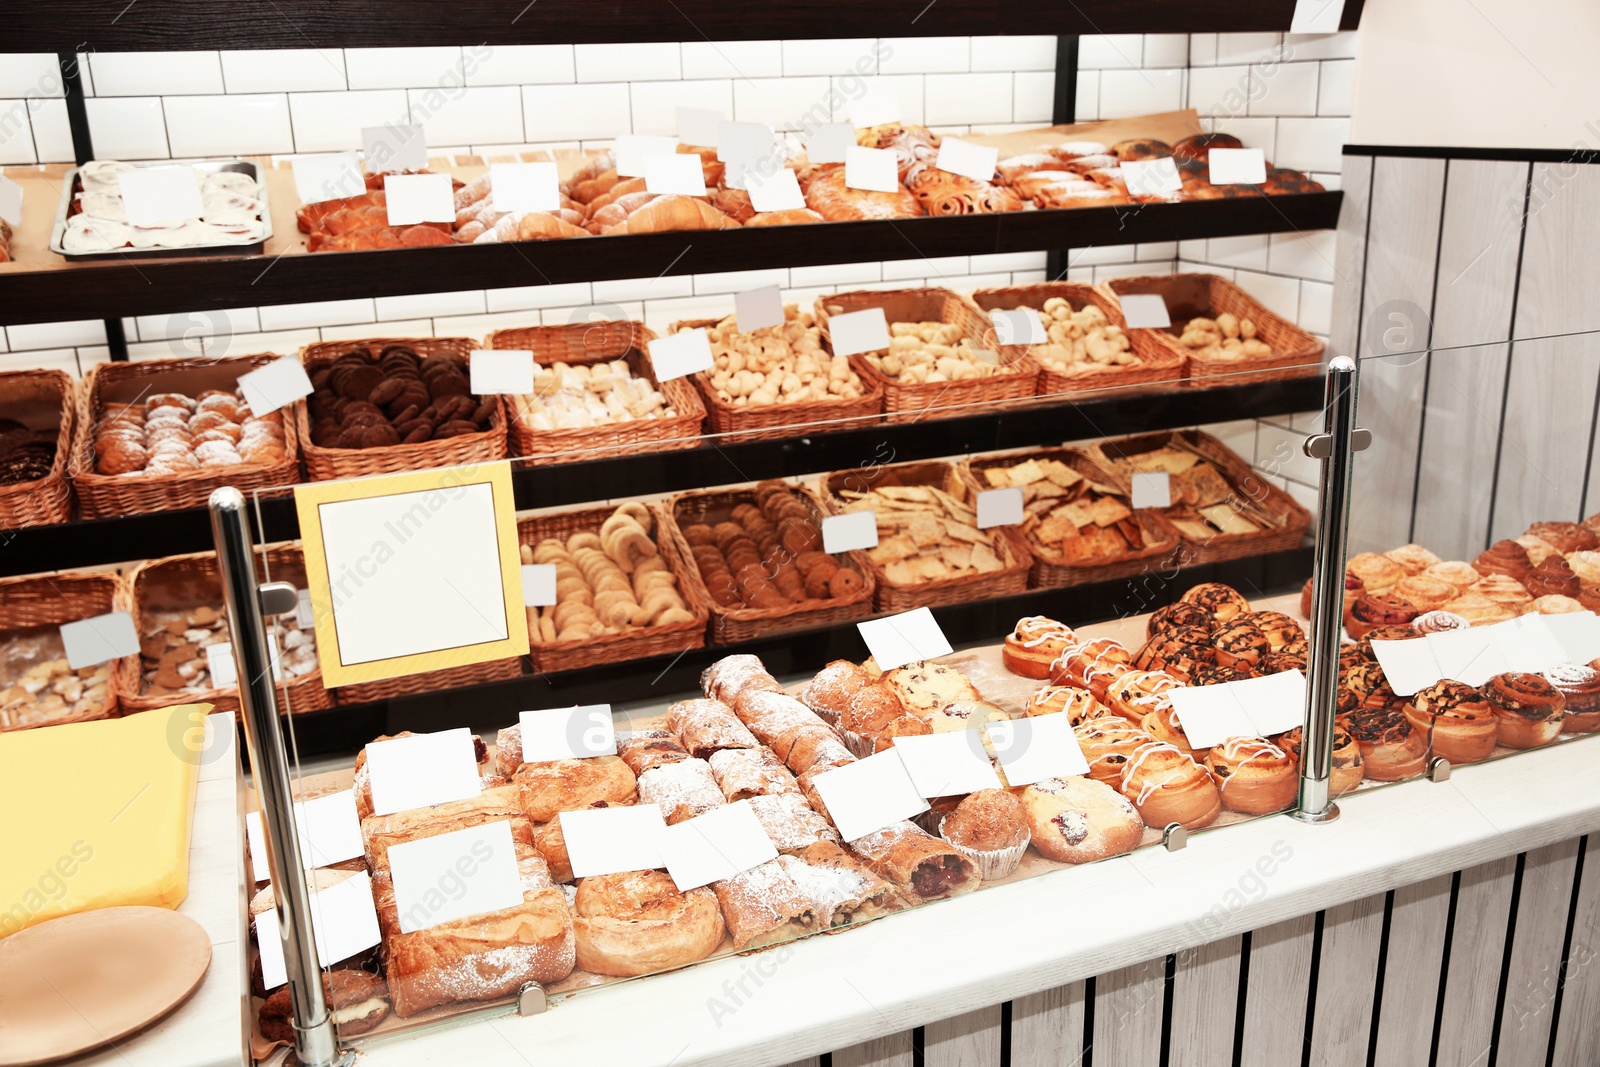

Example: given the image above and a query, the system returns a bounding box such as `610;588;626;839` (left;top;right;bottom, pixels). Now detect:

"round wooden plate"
0;906;212;1067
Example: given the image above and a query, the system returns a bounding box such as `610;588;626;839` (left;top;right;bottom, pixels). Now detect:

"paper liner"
939;816;1031;880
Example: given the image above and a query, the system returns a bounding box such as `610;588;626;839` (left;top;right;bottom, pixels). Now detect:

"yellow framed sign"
293;461;527;688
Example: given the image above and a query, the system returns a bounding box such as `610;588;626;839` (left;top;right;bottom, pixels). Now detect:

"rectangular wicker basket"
814;287;1036;425
70;354;302;518
0;368;75;529
0;569;132;731
484;320;707;463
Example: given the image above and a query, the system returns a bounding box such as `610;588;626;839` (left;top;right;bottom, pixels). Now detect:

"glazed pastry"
1202;737;1298;815
1544;664;1600;733
938;789;1031;879
777;841;902;927
881;662;982;716
1050;637;1133;700
571;870;725;976
1525;594;1584;615
513;757;638;823
1141;699;1201;759
1076;717;1159;787
615;730;691;777
1346;592;1418;638
1421;561;1482;592
1118;740;1222;829
1003;616;1080;678
1341;660;1397;710
1188;662;1255;686
700;654;780;706
1392;576;1458;613
1345;707;1429;781
1524;557;1581;600
747;793;840;854
1026;684;1105;725
1412;610;1471;634
1563;551;1600;609
1146;601;1215;639
1358;624;1424;658
1515;535;1561;567
846;820;981;901
1347;552;1404;592
1484;672;1566;748
1133;625;1216;684
800;660;874;727
1526;520;1600;555
1244;611;1304;651
1103;670;1179;723
637;758;724;823
1473;540;1534;583
708;747;801;801
1385;543;1442;575
1443;592;1515;626
1279;718;1364;795
1180;582;1251;622
1260;649;1308;674
1404;679;1498;764
1019;776;1145;863
1303;571;1366;619
711;859;816;950
1211;619;1272;670
666;698;759;759
534;817;577;883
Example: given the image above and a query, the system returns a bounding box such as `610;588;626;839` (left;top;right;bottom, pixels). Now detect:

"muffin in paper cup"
939;815;1029;880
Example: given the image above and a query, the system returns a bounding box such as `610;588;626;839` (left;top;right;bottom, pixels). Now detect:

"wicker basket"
121;544;334;716
818;460;1031;612
672;316;885;443
0;369;75;528
660;485;876;643
484;321;707;463
958;447;1182;589
70;355;302;519
518;502;709;673
1090;429;1313;565
1099;275;1325;387
814;288;1037;425
295;338;508;481
331;656;524;707
0;570;132;731
969;282;1186;399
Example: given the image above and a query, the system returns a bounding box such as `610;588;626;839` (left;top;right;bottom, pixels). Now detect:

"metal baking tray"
49;159;272;260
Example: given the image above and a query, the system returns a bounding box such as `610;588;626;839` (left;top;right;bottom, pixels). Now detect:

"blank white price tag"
822;510;878;553
245;789;365;882
59;611;139;670
990;308;1047;346
296;589;316;629
117;166;203;226
734;284;785;333
521;564;557;607
614;134;679;178
845;146;898;194
856;607;953;672
470;349;535;395
1209;148;1268;186
809;750;928;842
745;167;806;213
934;137;999;182
365;728;483;816
0;175;23;227
976;487;1024;529
1428;627;1507;687
1370;638;1444;698
717;121;778;189
847;89;902;129
1491;614;1569;673
362;123;427;172
561;805;668;878
984;712;1089;787
1131;471;1172;509
1119;293;1172;329
889;731;1001;798
827;306;891;357
490;161;560;215
257;871;381;990
1168;670;1307;747
677;107;726;147
1122;157;1183;198
659;800;778;891
519;704;616;762
1292;0;1346;33
805;123;856;165
293;152;365;205
647;328;715;382
644;153;708;196
390;821;524;933
205;642;238;689
1542;611;1600;664
238;356;314;418
384;173;453;225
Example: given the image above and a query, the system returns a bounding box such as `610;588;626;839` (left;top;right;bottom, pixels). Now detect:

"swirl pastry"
1180;582;1251;623
1019;777;1145;863
1141;699;1201;759
1305;572;1366;618
1212;619;1272;670
1358;624;1423;659
1147;601;1216;639
1470;575;1533;613
1392;576;1458;613
1339;644;1370;671
1404;679;1497;764
1525;556;1581;599
1484;672;1566;748
1345;707;1429;780
1563;550;1600;610
1202;737;1298;815
1133;625;1217;684
1280;718;1364;795
1444;591;1515;626
1422;561;1482;592
1516;535;1561;566
1003;616;1080;679
1341;661;1398;710
1386;543;1443;575
1050;637;1133;700
1524;594;1584;615
1077;716;1157;787
1412;610;1471;634
1346;592;1418;638
572;870;725;976
1244;611;1305;651
1104;670;1180;723
803;166;922;221
1261;649;1308;675
1026;684;1105;725
1527;521;1600;555
1118;741;1221;829
1544;663;1600;733
1189;662;1255;686
906;168;1024;215
1473;540;1534;582
1347;552;1404;592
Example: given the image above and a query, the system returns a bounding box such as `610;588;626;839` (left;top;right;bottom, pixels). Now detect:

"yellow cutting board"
0;705;210;940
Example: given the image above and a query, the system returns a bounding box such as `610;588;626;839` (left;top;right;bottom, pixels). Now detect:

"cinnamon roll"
1472;539;1534;583
1444;591;1515;626
1420;561;1482;592
1025;684;1105;725
1188;662;1255;686
1118;741;1222;829
1303;574;1362;618
1412;610;1471;634
1341;661;1398;711
1244;611;1305;651
1346;552;1404;592
1180;582;1251;623
1484;672;1566;749
1133;625;1217;684
1544;663;1600;733
1358;624;1424;659
1211;619;1272;670
1202;737;1298;815
1104;670;1180;723
1146;601;1215;639
1076;716;1157;787
1346;592;1418;639
1280;718;1364;795
1050;638;1133;701
1141;699;1201;759
1526;520;1600;555
1525;556;1581;599
1525;594;1584;615
1470;575;1533;613
1345;707;1428;781
1003;616;1080;679
1385;543;1442;576
1392;576;1458;613
1403;679;1497;764
1260;649;1308;675
1516;535;1561;566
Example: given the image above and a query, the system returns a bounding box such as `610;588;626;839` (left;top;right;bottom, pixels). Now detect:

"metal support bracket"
1429;757;1453;783
518;982;548;1016
1303;428;1372;459
1162;823;1188;852
259;581;299;617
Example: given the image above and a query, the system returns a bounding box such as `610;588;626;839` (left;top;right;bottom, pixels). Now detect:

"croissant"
602;195;738;235
588;177;651;212
296;191;385;233
1005;170;1077;200
709;187;756;223
454;174;492;211
568;152;616;185
996;154;1059;183
906;169;1023;216
516;212;592;240
803;166;922;221
589;192;661;232
744;208;825;227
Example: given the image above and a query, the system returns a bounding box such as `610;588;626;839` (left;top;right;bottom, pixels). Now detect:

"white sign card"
856;607;954;672
644;153;708;197
0;175;24;227
292;152;365;205
257;871;382;990
519;704;616;762
935;137;999;182
1209;148;1268;186
827;306;891;357
808;750;928;842
1122;157;1183;198
658;801;779;891
990;308;1047;346
677;107;726;147
1370;638;1447;698
1119;294;1173;329
1166;670;1308;748
205;642;238;689
647;328;715;382
744;167;806;213
1492;613;1569;673
805;123;856;165
364;728;484;816
59;611;140;670
847;89;902;130
389;821;525;934
296;588;316;629
362;124;427;172
238;356;315;418
560;805;668;878
976;487;1025;530
244;789;365;882
1291;0;1346;33
614;134;679;178
734;284;786;333
717;121;778;188
844;146;899;194
470;349;535;396
889;731;1002;798
1131;471;1172;509
489;161;560;215
984;712;1090;787
521;563;558;607
1543;610;1600;664
117;166;204;227
383;173;453;226
822;510;879;553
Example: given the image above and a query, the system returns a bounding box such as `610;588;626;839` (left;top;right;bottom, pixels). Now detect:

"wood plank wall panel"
1307;892;1386;1066
1435;855;1518;1067
833;1031;914;1067
1091;956;1166;1067
1550;838;1598;1067
1496;838;1583;1067
1237;912;1317;1065
1369;873;1453;1067
1168;935;1242;1067
1010;981;1086;1067
923;1006;1002;1067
